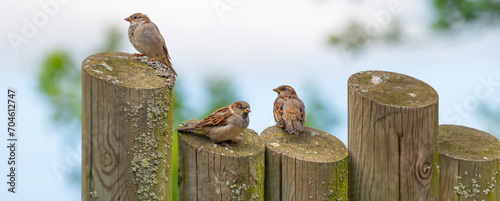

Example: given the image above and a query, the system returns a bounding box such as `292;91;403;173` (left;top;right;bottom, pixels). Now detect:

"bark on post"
177;119;265;201
82;52;175;200
439;125;500;201
348;71;439;200
261;125;348;201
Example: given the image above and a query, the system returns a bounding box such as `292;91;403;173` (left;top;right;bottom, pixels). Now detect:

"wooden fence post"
439;125;500;200
348;71;439;200
82;52;175;200
261;125;348;201
177;119;265;201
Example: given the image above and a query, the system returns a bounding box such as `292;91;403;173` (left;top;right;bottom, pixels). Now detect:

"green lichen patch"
131;132;162;200
177;119;265;156
128;87;173;201
439;125;500;161
261;125;348;162
82;52;173;89
348;71;438;107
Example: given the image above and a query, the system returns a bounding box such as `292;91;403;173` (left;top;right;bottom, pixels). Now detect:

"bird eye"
133;16;138;19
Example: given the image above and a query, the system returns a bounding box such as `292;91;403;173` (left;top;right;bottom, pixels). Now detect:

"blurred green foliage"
39;51;81;124
329;20;401;55
38;26;123;125
329;0;500;54
433;0;500;29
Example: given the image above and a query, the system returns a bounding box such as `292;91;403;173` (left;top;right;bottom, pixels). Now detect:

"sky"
0;0;499;200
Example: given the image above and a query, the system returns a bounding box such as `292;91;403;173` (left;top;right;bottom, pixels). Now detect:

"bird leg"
132;53;144;57
148;57;157;61
229;139;238;144
221;141;237;150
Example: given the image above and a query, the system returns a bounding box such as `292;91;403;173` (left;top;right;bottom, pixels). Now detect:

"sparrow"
125;13;177;76
176;101;251;150
273;85;305;135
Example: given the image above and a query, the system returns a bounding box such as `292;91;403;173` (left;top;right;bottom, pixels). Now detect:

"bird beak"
273;88;280;93
124;17;131;22
244;108;251;113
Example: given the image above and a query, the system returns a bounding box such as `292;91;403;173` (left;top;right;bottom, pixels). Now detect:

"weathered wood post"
82;52;175;200
348;71;439;200
261;125;348;201
177;119;265;201
439;125;500;200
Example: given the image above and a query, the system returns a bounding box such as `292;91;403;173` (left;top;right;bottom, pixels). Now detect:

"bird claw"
132;53;144;57
221;141;237;150
148;57;157;61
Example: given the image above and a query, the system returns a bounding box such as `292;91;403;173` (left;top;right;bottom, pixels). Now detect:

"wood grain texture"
177;119;265;201
82;52;174;201
348;71;439;201
438;125;500;201
261;125;348;201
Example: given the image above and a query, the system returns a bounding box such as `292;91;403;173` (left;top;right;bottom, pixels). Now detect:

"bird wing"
273;97;285;127
152;23;176;75
295;97;306;124
196;106;231;127
281;95;305;124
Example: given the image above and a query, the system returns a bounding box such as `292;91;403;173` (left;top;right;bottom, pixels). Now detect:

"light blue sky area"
1;0;499;200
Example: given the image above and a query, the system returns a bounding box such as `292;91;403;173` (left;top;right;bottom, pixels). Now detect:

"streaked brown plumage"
176;101;251;149
273;85;305;135
125;13;177;76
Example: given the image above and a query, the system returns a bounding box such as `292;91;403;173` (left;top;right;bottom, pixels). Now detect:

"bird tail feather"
285;118;304;135
176;126;206;135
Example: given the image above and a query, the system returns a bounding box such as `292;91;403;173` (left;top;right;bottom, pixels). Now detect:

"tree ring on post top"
348;71;438;107
82;52;175;89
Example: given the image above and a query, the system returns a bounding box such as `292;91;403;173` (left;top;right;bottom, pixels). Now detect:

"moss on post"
177;119;265;201
261;125;348;201
82;52;175;200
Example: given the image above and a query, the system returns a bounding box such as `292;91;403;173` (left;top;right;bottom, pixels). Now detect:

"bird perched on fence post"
125;12;177;76
176;101;251;150
273;85;305;135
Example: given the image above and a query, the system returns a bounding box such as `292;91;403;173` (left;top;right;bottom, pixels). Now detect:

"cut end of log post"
348;71;438;107
439;125;500;201
439;124;500;161
177;119;265;200
82;52;176;89
261;125;348;201
261;125;348;162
